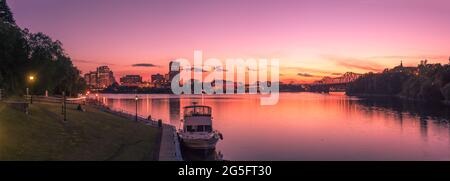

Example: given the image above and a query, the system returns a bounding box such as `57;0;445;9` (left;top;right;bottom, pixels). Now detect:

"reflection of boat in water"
178;102;223;150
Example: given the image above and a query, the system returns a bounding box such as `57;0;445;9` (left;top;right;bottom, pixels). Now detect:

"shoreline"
346;93;450;106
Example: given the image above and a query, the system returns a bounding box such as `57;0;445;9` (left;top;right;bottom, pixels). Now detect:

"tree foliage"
0;0;15;24
0;0;86;96
347;62;450;102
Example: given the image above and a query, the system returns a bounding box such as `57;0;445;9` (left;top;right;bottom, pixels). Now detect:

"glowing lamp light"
29;76;35;81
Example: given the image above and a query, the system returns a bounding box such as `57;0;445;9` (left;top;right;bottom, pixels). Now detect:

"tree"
0;0;86;96
347;62;449;102
0;0;15;24
0;18;28;94
442;83;450;101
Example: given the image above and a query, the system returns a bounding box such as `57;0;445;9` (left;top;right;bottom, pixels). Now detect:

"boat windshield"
186;125;213;132
184;106;212;117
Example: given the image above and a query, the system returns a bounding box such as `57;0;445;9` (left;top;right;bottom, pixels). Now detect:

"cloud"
213;66;228;72
321;55;384;72
203;66;228;72
247;67;258;71
331;73;342;76
281;66;335;75
297;73;318;77
132;63;159;67
368;55;448;60
336;61;383;72
73;59;115;66
183;66;208;72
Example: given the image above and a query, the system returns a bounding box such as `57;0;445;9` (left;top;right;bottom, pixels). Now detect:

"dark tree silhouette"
0;0;15;24
0;0;86;96
347;61;450;102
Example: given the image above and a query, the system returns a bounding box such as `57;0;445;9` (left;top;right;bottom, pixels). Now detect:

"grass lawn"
0;101;160;160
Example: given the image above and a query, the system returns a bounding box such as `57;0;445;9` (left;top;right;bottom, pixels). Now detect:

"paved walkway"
158;124;183;161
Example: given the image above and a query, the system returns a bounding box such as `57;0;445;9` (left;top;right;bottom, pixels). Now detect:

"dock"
158;124;183;161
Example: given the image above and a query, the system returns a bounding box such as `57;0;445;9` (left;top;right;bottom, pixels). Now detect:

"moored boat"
178;103;222;150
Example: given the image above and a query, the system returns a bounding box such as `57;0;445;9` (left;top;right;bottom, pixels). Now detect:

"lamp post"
134;95;139;121
62;91;67;122
28;75;35;104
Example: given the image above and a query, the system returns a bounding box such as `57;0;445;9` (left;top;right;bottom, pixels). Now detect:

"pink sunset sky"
8;0;450;83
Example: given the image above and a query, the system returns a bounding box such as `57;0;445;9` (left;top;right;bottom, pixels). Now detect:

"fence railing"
87;99;161;128
27;96;86;105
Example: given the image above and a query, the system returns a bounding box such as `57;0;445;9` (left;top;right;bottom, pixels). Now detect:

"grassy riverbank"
0;101;160;160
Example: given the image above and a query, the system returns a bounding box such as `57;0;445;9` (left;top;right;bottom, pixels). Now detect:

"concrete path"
158;124;183;161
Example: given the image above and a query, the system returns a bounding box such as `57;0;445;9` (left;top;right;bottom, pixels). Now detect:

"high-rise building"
168;61;180;83
96;66;116;88
120;75;142;87
83;66;116;90
84;71;99;89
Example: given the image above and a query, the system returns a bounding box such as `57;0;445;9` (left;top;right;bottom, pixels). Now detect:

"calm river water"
96;92;450;161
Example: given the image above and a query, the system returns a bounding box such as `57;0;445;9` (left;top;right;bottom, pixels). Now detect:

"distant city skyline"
8;0;450;83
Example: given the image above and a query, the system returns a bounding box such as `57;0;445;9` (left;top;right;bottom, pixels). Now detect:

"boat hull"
179;136;219;150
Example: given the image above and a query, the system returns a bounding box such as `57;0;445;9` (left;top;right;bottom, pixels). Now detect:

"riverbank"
346;93;450;106
94;104;183;161
0;101;160;160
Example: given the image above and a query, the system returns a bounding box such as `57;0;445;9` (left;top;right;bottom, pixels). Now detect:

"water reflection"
96;93;450;160
354;97;450;142
169;98;180;125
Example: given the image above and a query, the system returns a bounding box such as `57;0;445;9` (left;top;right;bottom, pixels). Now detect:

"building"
151;73;165;83
151;73;166;88
83;66;116;90
84;71;98;88
168;61;180;83
97;66;116;88
120;75;142;87
392;61;418;74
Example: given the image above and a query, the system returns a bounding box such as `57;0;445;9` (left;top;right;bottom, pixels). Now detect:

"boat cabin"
183;105;213;133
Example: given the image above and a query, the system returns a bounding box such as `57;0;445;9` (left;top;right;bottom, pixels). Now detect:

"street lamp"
28;75;35;104
62;91;67;122
135;95;138;121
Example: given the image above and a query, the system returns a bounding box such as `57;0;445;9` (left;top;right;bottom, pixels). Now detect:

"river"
96;92;450;161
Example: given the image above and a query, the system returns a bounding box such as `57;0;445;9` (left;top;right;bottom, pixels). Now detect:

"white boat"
178;103;222;150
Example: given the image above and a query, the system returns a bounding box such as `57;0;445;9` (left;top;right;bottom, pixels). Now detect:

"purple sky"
8;0;450;82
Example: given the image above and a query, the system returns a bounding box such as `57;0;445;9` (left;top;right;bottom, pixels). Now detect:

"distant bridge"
304;72;360;93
